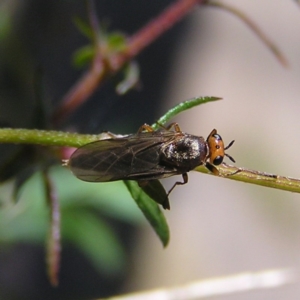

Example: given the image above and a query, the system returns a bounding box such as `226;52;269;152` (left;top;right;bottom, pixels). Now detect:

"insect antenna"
224;140;235;163
225;153;235;163
224;140;234;150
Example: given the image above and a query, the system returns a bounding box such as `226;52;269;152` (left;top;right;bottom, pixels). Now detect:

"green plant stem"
0;96;220;148
195;164;300;193
0;128;106;148
53;0;205;124
0;95;300;194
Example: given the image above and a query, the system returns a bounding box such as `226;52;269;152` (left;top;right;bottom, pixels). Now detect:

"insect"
67;123;235;209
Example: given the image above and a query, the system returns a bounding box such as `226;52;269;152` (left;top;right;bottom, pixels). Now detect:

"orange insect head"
207;129;235;166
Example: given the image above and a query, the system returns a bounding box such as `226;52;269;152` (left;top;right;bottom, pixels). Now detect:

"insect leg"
205;162;220;175
225;169;241;176
206;162;240;176
137;124;154;133
167;172;188;196
156;122;182;133
165;122;182;133
139;122;182;134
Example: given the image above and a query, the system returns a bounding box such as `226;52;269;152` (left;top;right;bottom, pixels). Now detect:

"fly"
66;123;235;209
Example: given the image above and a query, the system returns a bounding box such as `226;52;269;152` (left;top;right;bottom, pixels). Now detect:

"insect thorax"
160;134;207;170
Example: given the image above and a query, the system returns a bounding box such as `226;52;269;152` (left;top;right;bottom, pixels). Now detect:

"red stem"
113;0;204;69
52;0;204;125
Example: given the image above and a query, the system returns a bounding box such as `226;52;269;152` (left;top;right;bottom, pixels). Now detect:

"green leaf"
107;32;127;52
123;181;170;247
0;168;131;277
153;96;222;129
51;167;144;224
0;172;49;244
72;45;94;67
73;17;94;40
139;179;170;210
62;209;126;275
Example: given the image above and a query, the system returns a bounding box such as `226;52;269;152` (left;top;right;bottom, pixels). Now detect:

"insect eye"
213;155;223;165
213;134;222;142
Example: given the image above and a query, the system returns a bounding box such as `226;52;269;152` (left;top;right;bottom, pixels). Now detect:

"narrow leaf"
72;45;94;67
153;96;222;129
139;179;170;210
123;180;170;247
62;210;126;274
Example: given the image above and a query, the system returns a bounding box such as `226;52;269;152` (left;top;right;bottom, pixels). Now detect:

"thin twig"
195;163;300;193
0;128;112;148
2;96;300;194
52;0;105;125
111;0;205;69
43;170;61;286
52;0;204;125
206;1;288;67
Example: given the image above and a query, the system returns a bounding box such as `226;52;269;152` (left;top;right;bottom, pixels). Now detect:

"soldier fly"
67;123;235;209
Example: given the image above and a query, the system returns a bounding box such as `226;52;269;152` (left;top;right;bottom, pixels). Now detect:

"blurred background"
0;0;300;299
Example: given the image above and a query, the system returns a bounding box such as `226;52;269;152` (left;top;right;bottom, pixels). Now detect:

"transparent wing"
69;131;178;182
